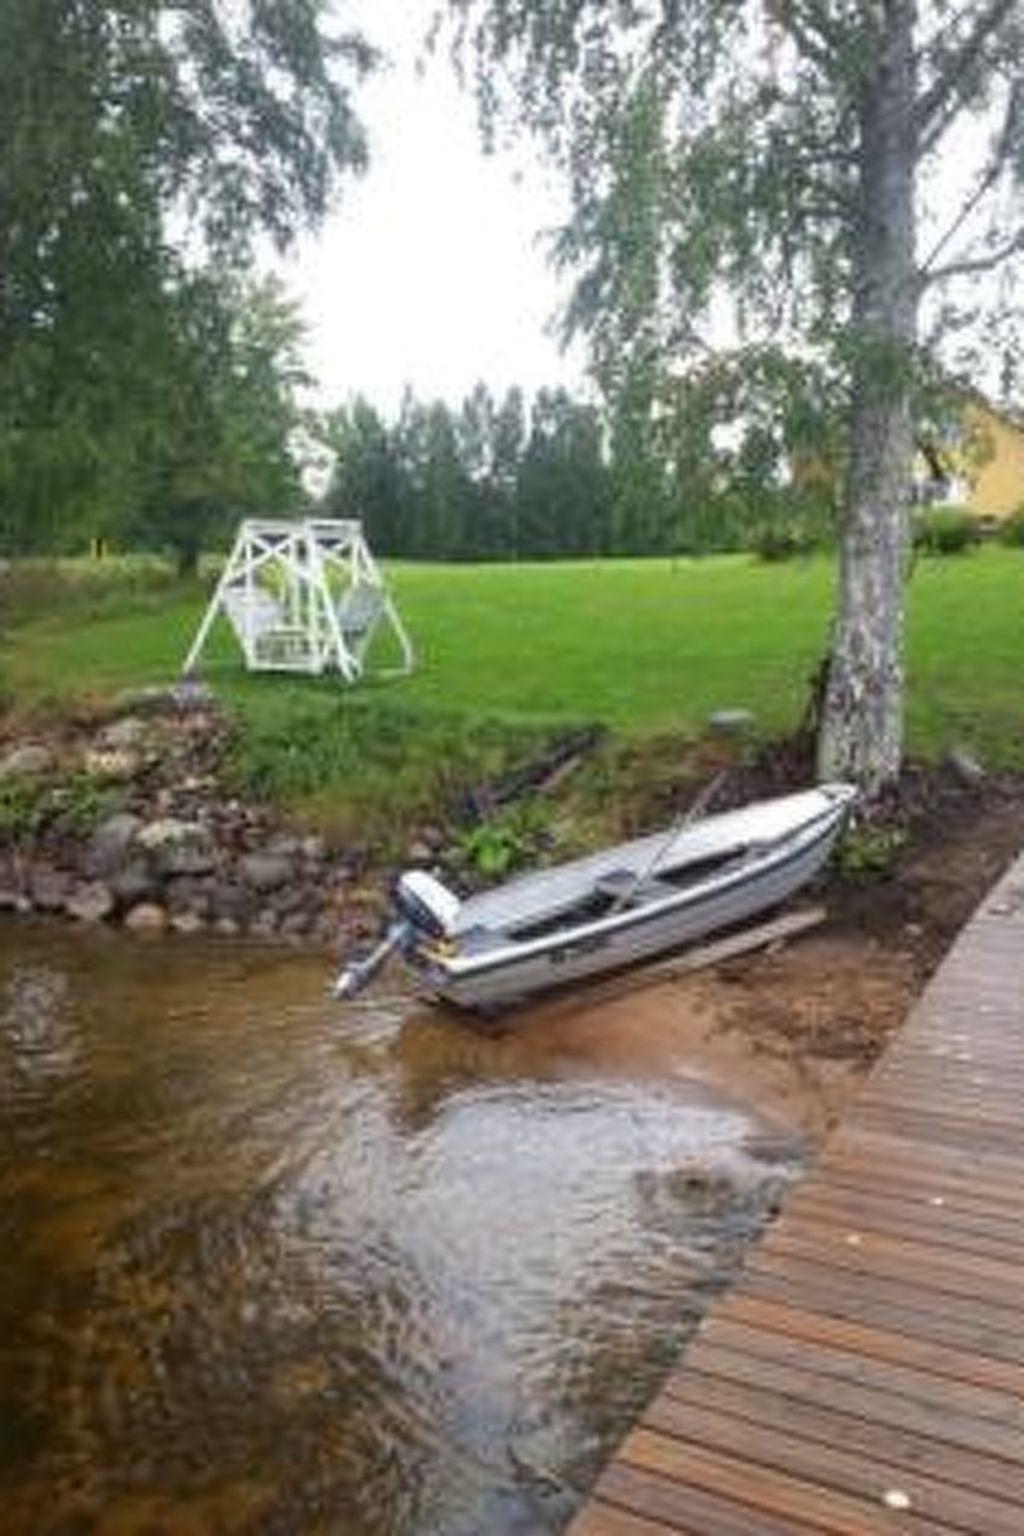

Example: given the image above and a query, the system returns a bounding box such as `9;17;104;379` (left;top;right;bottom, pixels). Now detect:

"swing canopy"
182;518;414;682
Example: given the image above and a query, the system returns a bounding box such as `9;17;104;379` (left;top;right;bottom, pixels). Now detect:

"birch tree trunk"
818;3;918;791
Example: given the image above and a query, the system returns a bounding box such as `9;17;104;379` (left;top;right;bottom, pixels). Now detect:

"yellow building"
916;393;1024;521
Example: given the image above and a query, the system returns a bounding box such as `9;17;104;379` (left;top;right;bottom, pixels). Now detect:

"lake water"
0;924;800;1534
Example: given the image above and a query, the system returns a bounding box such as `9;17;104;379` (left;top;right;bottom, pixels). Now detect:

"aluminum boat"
334;783;856;1010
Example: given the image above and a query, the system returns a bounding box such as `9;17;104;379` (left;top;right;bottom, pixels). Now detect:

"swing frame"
181;518;414;682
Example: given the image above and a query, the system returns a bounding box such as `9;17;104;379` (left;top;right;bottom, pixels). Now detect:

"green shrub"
453;801;553;878
912;505;981;556
752;524;817;562
0;776;48;841
998;504;1024;548
0;556;187;628
835;824;907;878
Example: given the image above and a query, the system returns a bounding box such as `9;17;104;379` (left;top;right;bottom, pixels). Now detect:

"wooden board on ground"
541;906;827;1017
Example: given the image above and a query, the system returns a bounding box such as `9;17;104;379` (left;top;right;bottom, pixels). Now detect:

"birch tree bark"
818;1;919;788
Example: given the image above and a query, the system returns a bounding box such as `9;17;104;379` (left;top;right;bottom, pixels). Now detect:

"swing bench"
182;518;414;682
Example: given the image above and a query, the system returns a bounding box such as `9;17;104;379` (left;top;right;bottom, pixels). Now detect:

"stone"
213;916;240;937
112;683;211;716
124;902;168;933
300;835;327;864
138;818;216;876
30;869;72;911
946;744;985;786
707;708;756;736
0;889;31;914
170;910;205;935
88;813;142;876
266;834;305;860
208;881;255;923
98;716;149;751
164;876;214;917
0;744;53;777
172;678;214;710
138;817;204;851
92;812;142;856
66;882;115;923
271;885;306;917
238;852;293;892
247;908;279;937
110;861;160;908
161;843;217;877
83;747;139;781
279;911;311;939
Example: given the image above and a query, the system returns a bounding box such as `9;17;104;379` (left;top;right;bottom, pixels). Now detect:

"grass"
3;548;1023;840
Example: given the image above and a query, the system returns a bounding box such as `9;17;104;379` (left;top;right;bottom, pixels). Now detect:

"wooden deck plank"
569;1502;690;1536
820;1147;1024;1207
736;1267;1024;1366
825;1131;1024;1185
639;1399;1024;1536
616;1429;954;1535
593;1462;824;1536
714;1293;1024;1393
567;847;1024;1535
816;1162;1024;1220
687;1322;1024;1434
663;1365;1024;1500
786;1185;1024;1246
762;1221;1024;1306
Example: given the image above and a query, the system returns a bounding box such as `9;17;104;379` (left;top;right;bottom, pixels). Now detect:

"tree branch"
918;90;970;159
914;0;1019;134
770;0;832;68
920;227;1024;288
919;83;1021;269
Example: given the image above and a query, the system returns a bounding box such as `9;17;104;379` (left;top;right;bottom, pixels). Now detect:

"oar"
607;768;729;916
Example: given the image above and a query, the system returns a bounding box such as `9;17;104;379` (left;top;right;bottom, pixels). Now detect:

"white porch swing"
181;518;414;682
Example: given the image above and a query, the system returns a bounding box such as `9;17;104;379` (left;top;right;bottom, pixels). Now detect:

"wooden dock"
569;853;1024;1536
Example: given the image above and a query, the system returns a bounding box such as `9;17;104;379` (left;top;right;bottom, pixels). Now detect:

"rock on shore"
0;686;380;951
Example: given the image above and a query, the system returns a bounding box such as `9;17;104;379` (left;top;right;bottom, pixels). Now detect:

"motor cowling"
393;870;461;939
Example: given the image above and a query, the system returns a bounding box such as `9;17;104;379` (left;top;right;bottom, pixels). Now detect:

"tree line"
321;379;831;562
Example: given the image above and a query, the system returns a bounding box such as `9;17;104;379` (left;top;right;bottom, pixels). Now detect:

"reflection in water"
2;964;77;1086
0;926;801;1535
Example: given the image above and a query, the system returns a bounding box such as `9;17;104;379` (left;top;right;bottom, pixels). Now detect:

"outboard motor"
392;870;461;938
333;871;461;999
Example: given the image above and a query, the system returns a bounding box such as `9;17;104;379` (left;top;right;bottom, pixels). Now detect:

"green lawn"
7;549;1024;747
3;549;1023;834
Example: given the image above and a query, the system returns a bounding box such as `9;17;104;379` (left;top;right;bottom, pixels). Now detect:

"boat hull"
420;801;848;1010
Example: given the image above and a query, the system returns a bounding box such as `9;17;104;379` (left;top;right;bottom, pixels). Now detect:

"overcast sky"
273;2;1013;418
279;0;586;417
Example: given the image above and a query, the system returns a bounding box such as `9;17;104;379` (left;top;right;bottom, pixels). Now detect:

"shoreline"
3;682;1023;1148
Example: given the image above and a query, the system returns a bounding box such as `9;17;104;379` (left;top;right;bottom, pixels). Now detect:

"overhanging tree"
133;275;313;576
0;0;374;552
446;0;1024;789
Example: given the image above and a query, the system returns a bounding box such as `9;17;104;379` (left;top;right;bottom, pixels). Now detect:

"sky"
278;0;586;418
272;2;1015;419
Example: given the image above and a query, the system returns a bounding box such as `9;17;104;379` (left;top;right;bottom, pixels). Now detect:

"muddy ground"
480;770;1024;1144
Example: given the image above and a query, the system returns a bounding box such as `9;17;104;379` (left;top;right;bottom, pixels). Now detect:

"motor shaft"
332;922;411;1000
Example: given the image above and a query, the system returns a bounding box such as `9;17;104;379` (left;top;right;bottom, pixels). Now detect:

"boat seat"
455;924;511;955
592;867;678;906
